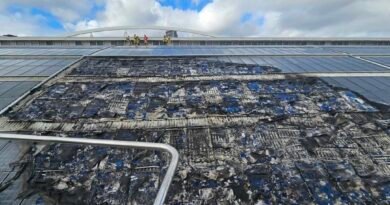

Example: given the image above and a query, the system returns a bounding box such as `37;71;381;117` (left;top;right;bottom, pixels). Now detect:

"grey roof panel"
322;77;390;105
0;141;25;172
0;82;19;95
328;46;390;55
0;98;14;110
0;48;100;56
240;56;388;73
1;82;39;98
365;56;390;66
0;58;78;77
0;81;39;110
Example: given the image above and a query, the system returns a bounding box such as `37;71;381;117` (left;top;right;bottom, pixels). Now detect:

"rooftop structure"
0;29;389;204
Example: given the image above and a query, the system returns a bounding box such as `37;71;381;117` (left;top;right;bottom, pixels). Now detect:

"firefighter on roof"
133;34;140;47
163;35;168;45
144;34;149;45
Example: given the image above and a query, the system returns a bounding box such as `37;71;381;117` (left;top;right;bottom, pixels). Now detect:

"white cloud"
72;0;390;37
2;0;390;37
0;0;99;36
0;11;61;36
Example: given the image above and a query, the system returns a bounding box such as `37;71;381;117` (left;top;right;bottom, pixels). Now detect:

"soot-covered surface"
70;57;279;77
1;57;390;205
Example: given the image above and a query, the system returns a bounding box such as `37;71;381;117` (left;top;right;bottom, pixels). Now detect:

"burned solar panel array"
9;79;378;121
1;57;390;204
70;57;279;77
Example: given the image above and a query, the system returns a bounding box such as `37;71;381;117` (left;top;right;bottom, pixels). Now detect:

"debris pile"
2;57;390;204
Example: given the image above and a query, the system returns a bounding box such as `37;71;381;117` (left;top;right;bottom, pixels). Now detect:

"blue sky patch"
30;8;63;29
86;3;105;20
241;12;265;26
7;4;63;29
159;0;211;11
241;12;253;23
257;16;265;26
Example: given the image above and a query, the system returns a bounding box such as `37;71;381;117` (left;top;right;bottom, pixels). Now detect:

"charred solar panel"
1;57;390;204
70;57;279;77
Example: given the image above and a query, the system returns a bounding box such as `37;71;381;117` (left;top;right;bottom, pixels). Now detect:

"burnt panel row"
9;79;377;121
18;116;389;204
70;58;279;77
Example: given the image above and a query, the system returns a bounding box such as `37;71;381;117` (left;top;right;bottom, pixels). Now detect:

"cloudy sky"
0;0;389;37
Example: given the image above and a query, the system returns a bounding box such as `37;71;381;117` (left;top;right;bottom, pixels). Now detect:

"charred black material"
2;57;390;205
70;57;279;77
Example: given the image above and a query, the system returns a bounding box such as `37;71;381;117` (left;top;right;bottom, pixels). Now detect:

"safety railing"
0;133;179;205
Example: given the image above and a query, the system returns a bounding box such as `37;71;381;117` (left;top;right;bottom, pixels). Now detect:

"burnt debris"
70;57;279;77
1;57;390;205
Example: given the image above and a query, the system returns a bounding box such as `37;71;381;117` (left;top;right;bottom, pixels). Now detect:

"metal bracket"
0;133;179;205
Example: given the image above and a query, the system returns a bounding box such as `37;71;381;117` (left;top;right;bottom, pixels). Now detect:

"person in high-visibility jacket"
143;34;149;45
167;36;171;45
163;35;168;45
133;34;140;46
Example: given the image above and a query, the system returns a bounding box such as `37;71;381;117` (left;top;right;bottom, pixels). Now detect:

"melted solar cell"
1;57;390;205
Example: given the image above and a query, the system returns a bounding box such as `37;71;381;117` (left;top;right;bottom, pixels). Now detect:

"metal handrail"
0;133;179;205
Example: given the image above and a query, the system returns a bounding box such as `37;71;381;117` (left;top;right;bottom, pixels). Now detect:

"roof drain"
0;133;179;205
